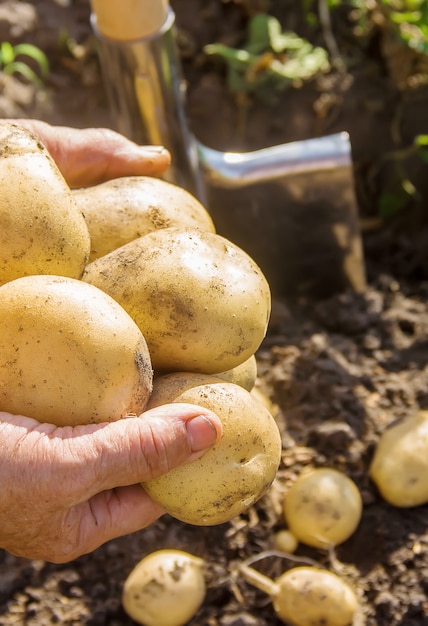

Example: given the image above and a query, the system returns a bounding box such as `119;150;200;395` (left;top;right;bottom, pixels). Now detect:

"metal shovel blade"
90;3;366;298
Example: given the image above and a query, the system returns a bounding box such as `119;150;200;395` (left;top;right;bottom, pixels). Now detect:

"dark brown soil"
1;1;428;625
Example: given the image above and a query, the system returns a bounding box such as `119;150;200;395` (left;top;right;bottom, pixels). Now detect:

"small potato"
274;529;299;554
83;228;271;374
216;354;257;391
122;549;206;626
0;275;153;426
142;372;282;525
273;567;358;626
73;176;215;261
283;468;362;549
0;123;90;285
369;410;428;507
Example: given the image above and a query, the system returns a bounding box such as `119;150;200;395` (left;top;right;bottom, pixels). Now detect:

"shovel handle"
90;0;169;40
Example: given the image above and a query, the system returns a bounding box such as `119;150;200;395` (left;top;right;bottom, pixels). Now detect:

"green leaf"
414;134;428;147
13;43;49;76
418;148;428;164
247;14;272;53
3;61;43;87
0;41;16;66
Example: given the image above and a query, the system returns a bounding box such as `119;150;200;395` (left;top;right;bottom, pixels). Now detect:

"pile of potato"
0;122;281;525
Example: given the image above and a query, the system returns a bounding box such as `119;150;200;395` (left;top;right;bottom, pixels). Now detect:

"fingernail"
139;145;168;154
186;415;219;452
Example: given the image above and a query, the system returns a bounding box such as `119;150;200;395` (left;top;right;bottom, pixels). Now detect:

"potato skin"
283;468;362;549
0;123;90;286
83;228;271;374
216;354;257;391
73;176;215;262
0;275;153;426
274;567;358;626
369;411;428;507
142;372;282;526
122;550;206;626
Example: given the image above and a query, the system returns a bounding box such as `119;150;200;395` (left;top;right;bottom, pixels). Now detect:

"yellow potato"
83;227;271;374
142;372;282;525
216;354;257;391
369;410;428;507
73;175;215;262
122;549;206;626
0;275;153;426
283;467;362;549
0;123;90;286
273;567;358;626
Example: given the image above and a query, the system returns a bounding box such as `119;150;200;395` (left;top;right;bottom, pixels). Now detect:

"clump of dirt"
1;1;428;625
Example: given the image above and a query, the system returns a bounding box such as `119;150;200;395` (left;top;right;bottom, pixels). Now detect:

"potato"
122;549;206;626
369;410;428;507
216;354;257;391
274;529;299;554
283;468;362;549
83;227;271;374
0;275;153;426
272;567;358;626
73;176;216;262
250;386;279;417
0;123;90;286
239;562;358;626
142;372;282;525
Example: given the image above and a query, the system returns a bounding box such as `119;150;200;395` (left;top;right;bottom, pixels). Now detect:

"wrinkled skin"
0;407;221;563
0;120;222;563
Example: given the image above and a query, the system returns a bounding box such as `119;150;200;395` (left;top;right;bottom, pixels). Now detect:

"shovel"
89;0;366;298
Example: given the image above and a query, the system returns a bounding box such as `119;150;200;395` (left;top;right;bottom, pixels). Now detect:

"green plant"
379;0;428;53
0;42;49;87
204;13;330;101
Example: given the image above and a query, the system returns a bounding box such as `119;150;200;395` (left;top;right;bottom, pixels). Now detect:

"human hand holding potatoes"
0;404;221;563
0;120;222;563
0;120;280;562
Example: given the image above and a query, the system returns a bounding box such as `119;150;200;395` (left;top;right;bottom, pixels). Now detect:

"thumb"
62;403;223;501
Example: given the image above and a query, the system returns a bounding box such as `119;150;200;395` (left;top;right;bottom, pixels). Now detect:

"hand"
0;118;171;188
0;406;221;563
0;119;220;564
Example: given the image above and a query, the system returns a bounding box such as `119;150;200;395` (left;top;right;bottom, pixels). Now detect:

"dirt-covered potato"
83;227;271;374
0;123;90;286
273;567;358;626
142;372;282;525
283;467;362;549
73;176;216;262
239;561;358;626
370;410;428;507
122;549;206;626
0;274;153;426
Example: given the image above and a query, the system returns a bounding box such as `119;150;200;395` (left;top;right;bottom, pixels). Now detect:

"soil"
1;1;428;625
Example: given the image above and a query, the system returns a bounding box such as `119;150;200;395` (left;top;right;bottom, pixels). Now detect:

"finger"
1;119;171;186
64;484;166;560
